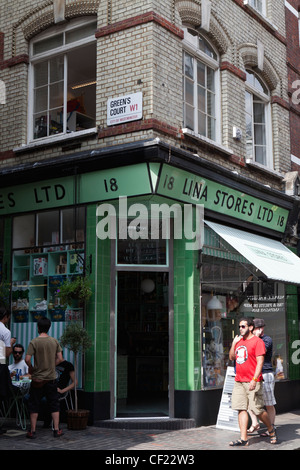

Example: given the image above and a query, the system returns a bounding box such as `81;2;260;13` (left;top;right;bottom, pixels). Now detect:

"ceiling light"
71;80;96;90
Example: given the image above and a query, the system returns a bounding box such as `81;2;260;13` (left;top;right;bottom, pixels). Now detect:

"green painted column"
173;236;200;391
84;204;111;392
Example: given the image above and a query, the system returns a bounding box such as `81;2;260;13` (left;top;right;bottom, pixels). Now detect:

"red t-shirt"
234;335;266;382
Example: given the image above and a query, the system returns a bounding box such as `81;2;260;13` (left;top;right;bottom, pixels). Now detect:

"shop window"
182;28;220;142
29;17;97;141
11;207;86;324
201;228;287;389
12;207;85;251
62;208;85;244
12;214;35;249
117;219;167;266
245;70;272;168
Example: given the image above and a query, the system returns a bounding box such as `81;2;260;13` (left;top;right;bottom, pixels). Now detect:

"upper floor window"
245;70;272;168
182;28;220;142
245;0;266;16
28;17;97;142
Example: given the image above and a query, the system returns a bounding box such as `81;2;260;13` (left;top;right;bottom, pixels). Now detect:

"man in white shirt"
9;343;30;378
0;307;16;359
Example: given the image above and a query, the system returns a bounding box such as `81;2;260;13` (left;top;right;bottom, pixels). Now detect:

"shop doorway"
116;271;169;417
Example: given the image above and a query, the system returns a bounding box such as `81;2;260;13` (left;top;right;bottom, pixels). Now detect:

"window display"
11;207;86;323
201;228;287;389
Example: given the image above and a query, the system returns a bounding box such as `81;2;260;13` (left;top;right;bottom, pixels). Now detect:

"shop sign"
107;92;143;126
0;162;290;234
0;164;152;215
156;164;289;233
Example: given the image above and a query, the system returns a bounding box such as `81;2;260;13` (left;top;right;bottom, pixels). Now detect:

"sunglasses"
13;351;22;355
239;325;247;329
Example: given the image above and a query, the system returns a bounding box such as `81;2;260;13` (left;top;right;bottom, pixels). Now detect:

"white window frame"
244;0;266;16
245;71;273;169
182;28;221;145
28;17;97;144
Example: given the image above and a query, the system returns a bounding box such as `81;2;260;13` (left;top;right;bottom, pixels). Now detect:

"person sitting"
43;354;77;427
9;344;31;379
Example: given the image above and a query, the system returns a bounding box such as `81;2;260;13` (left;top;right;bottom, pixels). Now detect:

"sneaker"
53;429;64;438
26;430;36;439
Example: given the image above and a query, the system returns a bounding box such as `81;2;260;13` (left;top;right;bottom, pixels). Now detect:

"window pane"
245;91;252;115
49;109;63;135
254;101;265;123
33;34;63;55
117;221;167;265
255;145;266;165
254;124;266;146
65;22;97;44
198;111;206;135
34;113;48;139
197;61;205;87
208;116;216;140
207;67;215;92
37;211;60;246
50;56;64;83
246;113;253;140
13;215;35;248
184;53;194;79
185;103;194;130
67;44;96;129
198;35;217;60
34;87;48;113
197;85;206;111
49;82;63;109
62;207;85;243
34;61;48;87
207;91;215;117
185;79;194;106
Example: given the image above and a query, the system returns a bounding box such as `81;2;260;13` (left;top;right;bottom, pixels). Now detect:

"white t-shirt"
9;359;29;376
0;322;11;346
0;339;5;363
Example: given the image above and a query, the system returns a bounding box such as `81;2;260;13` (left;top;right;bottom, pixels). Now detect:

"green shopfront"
1;140;300;425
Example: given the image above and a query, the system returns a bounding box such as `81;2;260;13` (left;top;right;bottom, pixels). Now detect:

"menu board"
216;367;239;431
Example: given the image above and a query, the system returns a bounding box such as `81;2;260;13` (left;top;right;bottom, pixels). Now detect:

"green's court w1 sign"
0;162;289;233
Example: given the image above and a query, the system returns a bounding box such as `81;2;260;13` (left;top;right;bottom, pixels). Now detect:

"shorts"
232;381;265;415
262;372;276;406
28;380;60;414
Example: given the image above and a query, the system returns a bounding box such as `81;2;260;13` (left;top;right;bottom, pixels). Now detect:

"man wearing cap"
249;318;276;431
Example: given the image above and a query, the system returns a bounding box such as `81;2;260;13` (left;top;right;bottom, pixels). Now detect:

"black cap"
253;318;265;328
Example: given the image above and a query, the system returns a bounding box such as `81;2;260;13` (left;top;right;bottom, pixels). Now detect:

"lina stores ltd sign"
155;164;289;233
0;162;290;234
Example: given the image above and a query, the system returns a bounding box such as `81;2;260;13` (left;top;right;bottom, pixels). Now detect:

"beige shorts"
232;381;265;415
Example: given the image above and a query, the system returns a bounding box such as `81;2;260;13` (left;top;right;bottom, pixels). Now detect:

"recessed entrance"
116;271;169;417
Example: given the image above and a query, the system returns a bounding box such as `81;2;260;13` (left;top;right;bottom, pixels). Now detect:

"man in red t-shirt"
228;317;277;447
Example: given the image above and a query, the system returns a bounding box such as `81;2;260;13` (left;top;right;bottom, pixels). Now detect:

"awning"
205;221;300;285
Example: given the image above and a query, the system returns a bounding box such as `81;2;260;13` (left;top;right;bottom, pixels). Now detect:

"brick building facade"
0;1;300;426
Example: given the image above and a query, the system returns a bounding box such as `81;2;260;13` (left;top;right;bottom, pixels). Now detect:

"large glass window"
201;227;287;389
245;70;272;168
29;18;97;141
12;207;85;251
183;28;219;142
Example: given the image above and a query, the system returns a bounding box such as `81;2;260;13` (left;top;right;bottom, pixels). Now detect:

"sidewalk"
1;410;300;451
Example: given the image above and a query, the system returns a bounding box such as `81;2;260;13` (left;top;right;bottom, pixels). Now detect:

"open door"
116;271;169;417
